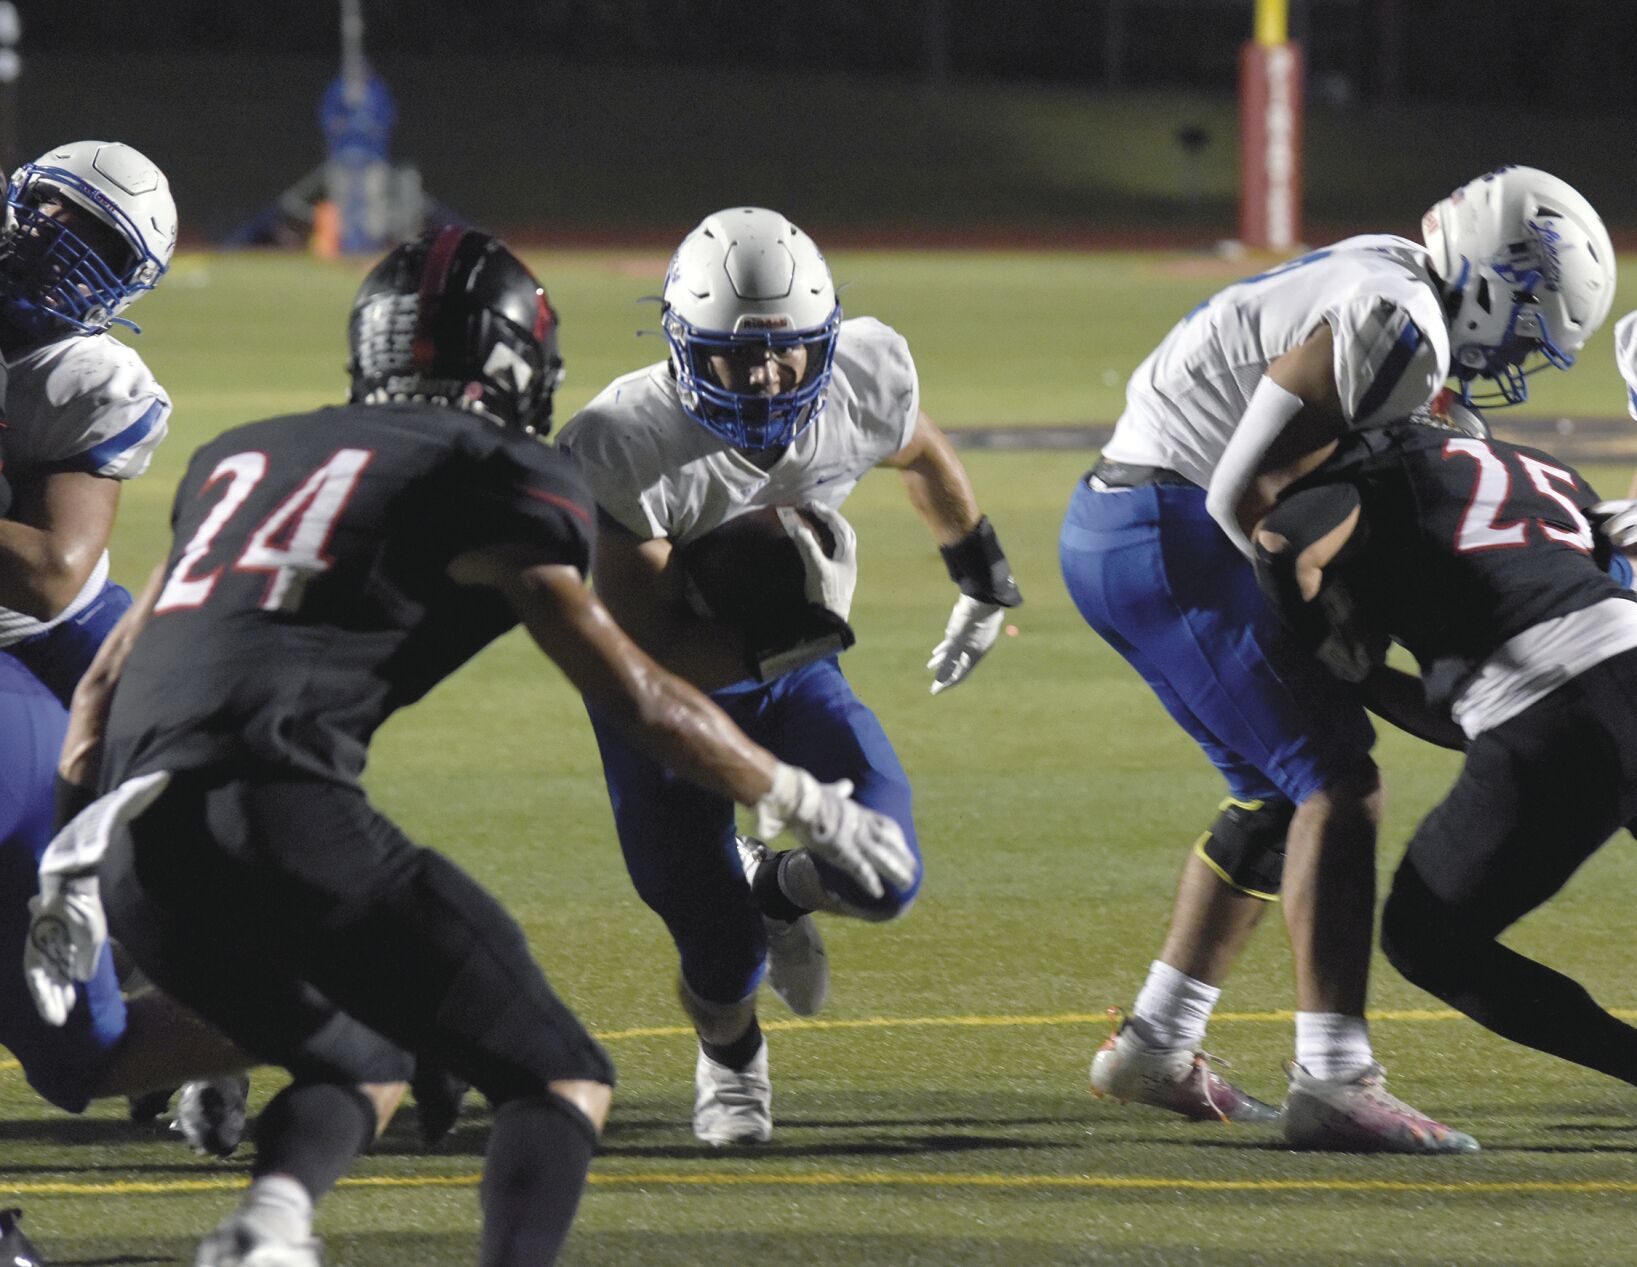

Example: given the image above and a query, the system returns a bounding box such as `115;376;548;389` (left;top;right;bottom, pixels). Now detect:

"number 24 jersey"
104;402;595;788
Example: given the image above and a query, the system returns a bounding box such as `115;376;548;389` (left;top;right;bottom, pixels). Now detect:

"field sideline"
2;250;1635;1264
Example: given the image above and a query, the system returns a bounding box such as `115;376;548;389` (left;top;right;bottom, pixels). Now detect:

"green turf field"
3;251;1636;1264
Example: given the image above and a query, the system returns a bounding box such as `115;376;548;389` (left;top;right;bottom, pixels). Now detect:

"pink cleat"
1281;1061;1480;1154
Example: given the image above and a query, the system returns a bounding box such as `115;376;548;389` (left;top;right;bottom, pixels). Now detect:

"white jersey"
1614;310;1637;421
560;317;918;544
1102;235;1450;487
6;333;170;478
0;332;170;644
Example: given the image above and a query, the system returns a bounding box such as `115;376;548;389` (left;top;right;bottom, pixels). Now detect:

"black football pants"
100;767;614;1101
1381;648;1637;1086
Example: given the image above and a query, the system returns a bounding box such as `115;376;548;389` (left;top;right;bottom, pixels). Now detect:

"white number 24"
155;448;374;613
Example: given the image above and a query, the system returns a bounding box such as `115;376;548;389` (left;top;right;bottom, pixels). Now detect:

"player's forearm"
601;655;777;804
894;428;981;546
59;564;163;786
505;565;777;803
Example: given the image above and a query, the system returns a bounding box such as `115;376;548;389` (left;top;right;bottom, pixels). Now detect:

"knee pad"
1193;795;1295;900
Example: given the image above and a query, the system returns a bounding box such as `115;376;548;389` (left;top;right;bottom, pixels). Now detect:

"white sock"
240;1174;313;1242
1128;960;1220;1051
1294;1011;1373;1081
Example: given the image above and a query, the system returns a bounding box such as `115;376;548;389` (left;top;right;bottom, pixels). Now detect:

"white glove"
25;875;108;1027
779;505;858;621
927;594;1005;695
1589;500;1637;551
753;763;916;900
25;769;172;1026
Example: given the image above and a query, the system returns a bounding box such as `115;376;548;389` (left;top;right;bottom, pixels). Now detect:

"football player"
1253;419;1637;1098
0;140;255;1144
558;207;1021;1145
1062;166;1613;1150
24;227;913;1265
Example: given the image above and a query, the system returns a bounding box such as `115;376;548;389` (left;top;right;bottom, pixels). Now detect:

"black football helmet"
346;226;564;435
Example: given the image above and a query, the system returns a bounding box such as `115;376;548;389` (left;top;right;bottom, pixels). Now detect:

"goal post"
1238;0;1303;251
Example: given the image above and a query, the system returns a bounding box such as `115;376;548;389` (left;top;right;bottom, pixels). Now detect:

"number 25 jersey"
104;402;595;788
1298;423;1637;734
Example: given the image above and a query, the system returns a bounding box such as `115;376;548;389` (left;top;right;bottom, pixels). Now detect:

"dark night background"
10;1;1635;243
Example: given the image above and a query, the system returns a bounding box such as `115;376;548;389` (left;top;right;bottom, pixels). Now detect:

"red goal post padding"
1239;40;1304;251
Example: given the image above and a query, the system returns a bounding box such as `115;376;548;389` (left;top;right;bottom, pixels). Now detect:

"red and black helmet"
346;226;564;435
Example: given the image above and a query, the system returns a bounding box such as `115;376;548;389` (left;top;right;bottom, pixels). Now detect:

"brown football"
677;507;835;623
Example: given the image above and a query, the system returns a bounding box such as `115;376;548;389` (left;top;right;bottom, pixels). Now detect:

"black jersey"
103;401;595;787
1291;423;1629;708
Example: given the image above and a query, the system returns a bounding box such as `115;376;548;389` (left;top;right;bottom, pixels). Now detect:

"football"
676;506;836;623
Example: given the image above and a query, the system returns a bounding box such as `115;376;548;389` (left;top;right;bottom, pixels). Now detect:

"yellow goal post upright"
1238;0;1303;252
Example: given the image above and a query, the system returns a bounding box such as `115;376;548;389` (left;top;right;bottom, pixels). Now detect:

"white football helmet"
660;206;841;449
0;140;177;336
1422;166;1615;406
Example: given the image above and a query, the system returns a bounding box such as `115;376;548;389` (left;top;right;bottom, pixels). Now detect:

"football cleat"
174;1074;251;1158
738;835;829;1016
1090;1010;1279;1125
693;1040;773;1146
1281;1061;1480;1154
0;1207;42;1267
194;1208;322;1267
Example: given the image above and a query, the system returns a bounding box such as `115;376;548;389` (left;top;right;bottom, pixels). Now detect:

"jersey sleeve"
36;340;171;479
556;405;669;539
1615;310;1637;422
443;434;597;576
1327;289;1448;431
834;317;920;455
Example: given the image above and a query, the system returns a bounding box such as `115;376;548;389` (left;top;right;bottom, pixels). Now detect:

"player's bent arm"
59;563;164;793
1209;324;1349;551
589;511;757;692
877;413;981;545
882;413;1022;693
0;471;120;619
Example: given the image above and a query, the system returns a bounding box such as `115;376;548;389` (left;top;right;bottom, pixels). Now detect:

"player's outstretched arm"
449;545;916;896
878;413;1021;694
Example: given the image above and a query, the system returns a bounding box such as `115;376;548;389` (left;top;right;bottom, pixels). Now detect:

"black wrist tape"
939;516;1022;607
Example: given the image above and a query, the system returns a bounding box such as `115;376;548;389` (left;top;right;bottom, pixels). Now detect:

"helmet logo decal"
482;341;535;393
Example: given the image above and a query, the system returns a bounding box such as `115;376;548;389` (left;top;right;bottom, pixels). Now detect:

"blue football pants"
1059;478;1374;806
588;656;922;1005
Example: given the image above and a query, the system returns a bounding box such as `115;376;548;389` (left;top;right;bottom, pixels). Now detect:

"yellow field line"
8;1171;1637;1198
4;1006;1636;1071
591;1007;1637;1042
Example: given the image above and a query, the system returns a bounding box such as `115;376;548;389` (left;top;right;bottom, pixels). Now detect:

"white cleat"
693;1040;773;1146
194;1209;322;1267
738;835;829;1016
1282;1061;1480;1154
1090;1011;1279;1125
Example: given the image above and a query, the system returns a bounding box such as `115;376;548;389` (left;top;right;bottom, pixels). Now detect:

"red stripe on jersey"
521;485;590;524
